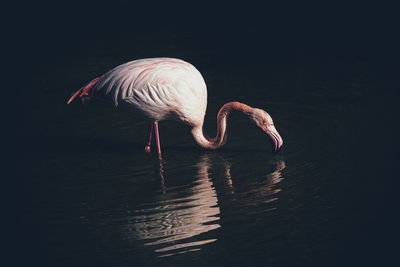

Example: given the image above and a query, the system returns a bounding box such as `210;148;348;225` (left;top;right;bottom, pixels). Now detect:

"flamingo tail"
67;75;104;104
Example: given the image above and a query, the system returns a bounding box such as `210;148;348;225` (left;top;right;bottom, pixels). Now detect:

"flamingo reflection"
128;154;220;256
126;154;286;257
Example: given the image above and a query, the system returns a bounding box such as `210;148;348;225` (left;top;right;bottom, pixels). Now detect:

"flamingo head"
249;108;283;152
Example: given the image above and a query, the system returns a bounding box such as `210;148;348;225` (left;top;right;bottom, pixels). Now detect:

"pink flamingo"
67;58;283;155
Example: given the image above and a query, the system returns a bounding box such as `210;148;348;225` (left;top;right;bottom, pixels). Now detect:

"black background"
9;1;400;266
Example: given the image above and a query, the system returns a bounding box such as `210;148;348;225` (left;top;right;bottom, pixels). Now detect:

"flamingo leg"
144;123;153;153
154;122;162;155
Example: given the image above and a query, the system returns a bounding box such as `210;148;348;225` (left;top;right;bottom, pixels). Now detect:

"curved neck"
191;102;253;149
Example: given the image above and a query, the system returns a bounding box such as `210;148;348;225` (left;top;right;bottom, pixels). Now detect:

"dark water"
15;8;399;266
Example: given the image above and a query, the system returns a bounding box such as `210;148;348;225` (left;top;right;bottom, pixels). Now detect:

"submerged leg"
154;121;162;155
144;123;153;153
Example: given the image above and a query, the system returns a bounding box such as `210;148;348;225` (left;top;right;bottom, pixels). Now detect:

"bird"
67;57;283;155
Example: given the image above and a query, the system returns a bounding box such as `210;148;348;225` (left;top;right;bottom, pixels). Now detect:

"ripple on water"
78;152;287;259
123;155;221;257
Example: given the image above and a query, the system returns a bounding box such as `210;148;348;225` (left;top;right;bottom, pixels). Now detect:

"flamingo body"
94;58;207;126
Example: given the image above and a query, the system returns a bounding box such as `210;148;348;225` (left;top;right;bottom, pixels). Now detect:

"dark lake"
16;7;399;267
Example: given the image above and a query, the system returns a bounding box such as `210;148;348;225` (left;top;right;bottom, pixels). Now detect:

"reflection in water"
221;158;235;194
263;160;286;204
128;155;220;257
124;154;286;257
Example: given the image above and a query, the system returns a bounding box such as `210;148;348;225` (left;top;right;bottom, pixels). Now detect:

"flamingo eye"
263;121;267;126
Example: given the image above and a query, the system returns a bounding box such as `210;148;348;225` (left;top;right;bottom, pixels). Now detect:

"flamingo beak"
265;125;283;152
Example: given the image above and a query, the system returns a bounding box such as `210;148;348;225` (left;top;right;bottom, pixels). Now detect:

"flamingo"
67;57;283;155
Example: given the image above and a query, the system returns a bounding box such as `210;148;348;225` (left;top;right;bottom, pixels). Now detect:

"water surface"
19;30;398;266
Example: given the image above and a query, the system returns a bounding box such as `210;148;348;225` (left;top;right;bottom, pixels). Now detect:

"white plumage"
95;58;207;126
